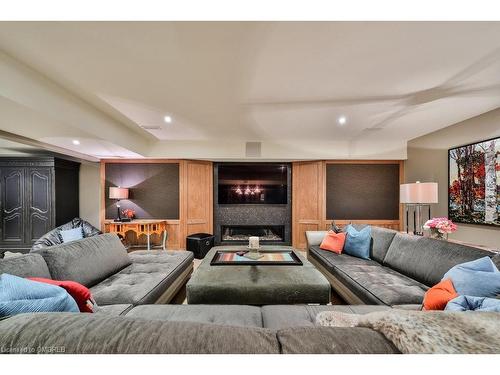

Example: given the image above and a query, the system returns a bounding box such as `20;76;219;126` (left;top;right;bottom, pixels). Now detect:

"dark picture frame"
448;136;499;227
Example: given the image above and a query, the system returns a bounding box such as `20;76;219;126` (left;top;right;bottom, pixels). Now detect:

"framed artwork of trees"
448;137;499;227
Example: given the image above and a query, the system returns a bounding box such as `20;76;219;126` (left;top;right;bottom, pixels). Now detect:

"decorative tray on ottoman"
210;250;303;266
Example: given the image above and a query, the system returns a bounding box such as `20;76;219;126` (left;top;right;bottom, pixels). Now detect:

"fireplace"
221;225;285;243
214;162;292;245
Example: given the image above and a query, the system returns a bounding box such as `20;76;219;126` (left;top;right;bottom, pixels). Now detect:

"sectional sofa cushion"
0;313;280;354
370;226;397;263
383;233;492;287
0;253;51;279
331;263;427;305
94;304;133;316
309;245;378;270
34;233;132;287
0;274;79;317
126;305;263;328
90;250;193;305
261;305;391;330
277;326;399;354
308;246;427;305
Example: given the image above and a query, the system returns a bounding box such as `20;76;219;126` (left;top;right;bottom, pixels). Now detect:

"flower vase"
429;228;447;240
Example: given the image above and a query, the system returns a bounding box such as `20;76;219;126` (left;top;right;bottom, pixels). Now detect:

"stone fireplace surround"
213;163;292;246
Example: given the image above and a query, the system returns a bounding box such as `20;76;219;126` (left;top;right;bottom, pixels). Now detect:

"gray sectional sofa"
0;233;194;306
306;227;499;307
0;305;398;354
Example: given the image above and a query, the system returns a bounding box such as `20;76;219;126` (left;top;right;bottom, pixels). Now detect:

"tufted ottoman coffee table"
186;246;331;305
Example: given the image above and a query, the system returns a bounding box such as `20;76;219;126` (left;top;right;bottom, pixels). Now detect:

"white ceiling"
0;21;499;159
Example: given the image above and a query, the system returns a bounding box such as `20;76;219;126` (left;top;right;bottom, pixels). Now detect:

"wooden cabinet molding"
292;161;325;249
100;159;213;250
292;160;404;249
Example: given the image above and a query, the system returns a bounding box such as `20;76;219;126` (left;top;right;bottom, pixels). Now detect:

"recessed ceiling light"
72;140;80;145
164;115;172;123
338;116;347;125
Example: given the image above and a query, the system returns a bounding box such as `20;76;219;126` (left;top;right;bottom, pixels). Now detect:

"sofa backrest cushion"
0;253;51;279
276;326;399;354
383;233;493;286
0;313;280;354
35;233;132;287
370;226;397;263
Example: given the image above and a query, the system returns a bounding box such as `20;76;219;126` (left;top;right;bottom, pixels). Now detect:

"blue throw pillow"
343;225;372;260
445;295;500;312
0;274;79;317
442;257;500;298
59;227;84;243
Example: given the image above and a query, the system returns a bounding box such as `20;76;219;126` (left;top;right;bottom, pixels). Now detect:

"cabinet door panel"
27;168;53;244
1;168;25;244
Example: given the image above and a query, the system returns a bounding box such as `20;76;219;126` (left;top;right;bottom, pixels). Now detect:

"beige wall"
79;162;101;228
405;108;500;249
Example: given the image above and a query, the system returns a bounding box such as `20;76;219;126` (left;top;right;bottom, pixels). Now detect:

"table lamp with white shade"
400;181;438;235
109;186;130;222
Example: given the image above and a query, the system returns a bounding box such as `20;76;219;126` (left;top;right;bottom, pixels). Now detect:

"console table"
104;219;168;250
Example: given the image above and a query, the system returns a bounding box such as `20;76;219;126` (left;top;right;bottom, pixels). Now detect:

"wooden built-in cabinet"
101;159;402;251
100;159;213;250
292;160;404;249
292;161;325;250
181;160;213;247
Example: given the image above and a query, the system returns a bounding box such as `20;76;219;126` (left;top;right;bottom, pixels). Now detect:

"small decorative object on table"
122;209;136;221
248;236;260;252
423;217;457;240
247;236;261;259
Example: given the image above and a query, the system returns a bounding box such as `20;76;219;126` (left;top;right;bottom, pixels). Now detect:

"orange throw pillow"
319;231;346;254
422;278;458;310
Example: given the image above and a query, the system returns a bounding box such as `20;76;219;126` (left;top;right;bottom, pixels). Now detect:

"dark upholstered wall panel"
326;164;399;220
105;163;179;220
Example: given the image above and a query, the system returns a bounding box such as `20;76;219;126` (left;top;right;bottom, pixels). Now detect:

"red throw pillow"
28;277;97;313
319;231;346;254
422;278;458;311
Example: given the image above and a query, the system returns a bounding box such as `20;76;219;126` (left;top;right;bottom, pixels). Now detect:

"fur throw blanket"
316;310;500;354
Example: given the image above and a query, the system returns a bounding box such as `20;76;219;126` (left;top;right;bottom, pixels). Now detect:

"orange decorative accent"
422;278;458;310
319;231;346;254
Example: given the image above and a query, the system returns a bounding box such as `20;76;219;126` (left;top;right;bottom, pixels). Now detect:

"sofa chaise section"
90;250;193;305
3;233;193;306
306;227;495;306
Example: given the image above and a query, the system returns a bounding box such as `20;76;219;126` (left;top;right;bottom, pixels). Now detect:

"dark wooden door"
0;167;25;246
26;168;54;245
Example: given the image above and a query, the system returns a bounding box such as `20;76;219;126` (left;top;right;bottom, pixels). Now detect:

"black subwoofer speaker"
186;233;215;259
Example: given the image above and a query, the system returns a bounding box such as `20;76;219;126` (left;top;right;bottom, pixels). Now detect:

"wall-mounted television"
448;136;499;227
217;163;288;204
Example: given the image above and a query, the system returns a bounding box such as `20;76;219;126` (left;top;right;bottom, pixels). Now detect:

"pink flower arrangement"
423;217;457;234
